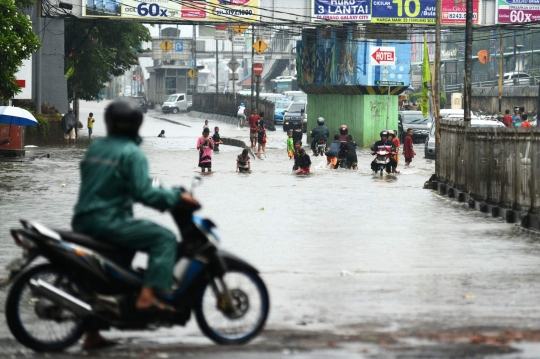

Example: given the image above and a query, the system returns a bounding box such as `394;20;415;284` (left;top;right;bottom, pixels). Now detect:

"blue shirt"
325;140;342;157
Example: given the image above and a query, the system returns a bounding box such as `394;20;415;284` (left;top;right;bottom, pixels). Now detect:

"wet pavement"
2;100;540;358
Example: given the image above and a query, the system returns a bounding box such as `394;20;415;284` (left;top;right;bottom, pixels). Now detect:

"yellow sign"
232;25;249;34
252;38;268;55
160;40;173;52
188;68;198;79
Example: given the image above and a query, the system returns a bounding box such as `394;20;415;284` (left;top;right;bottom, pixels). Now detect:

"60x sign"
137;3;169;17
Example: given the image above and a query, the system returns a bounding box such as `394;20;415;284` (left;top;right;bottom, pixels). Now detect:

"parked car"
501;72;533;85
274;99;293;124
398;111;434;143
424;119;505;159
283;102;307;132
162;93;188;114
129;96;148;113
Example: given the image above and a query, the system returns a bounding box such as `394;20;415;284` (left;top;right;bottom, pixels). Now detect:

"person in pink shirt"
196;127;214;173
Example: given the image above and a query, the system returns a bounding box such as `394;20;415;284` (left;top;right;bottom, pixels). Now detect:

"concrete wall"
28;9;68;113
307;94;398;148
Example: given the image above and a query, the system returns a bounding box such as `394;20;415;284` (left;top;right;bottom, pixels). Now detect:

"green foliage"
64;18;151;101
408;92;447;109
0;0;41;101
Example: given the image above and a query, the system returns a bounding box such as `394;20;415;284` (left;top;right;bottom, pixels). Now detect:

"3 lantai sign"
313;0;480;24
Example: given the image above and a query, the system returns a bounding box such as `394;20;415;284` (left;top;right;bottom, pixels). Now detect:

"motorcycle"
374;150;390;177
2;179;269;352
237;115;245;128
315;139;326;157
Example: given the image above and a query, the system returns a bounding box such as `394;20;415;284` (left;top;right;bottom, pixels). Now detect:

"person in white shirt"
237;103;246;127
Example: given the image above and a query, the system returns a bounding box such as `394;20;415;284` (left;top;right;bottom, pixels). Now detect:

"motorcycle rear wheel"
5;264;85;352
195;268;269;345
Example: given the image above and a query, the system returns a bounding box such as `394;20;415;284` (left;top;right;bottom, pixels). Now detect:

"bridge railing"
192;93;276;130
437;120;540;212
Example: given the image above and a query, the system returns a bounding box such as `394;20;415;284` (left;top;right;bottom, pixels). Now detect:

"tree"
0;0;40;101
64;18;151;101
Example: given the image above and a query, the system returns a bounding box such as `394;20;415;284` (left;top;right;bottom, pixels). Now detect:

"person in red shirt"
388;130;400;173
403;128;416;166
503;109;513;127
248;109;260;149
522;113;531;128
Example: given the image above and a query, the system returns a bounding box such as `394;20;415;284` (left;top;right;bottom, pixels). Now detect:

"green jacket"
72;135;181;228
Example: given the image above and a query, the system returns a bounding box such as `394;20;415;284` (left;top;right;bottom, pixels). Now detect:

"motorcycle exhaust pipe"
29;279;93;317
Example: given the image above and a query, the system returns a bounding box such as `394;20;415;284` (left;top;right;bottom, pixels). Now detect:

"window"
178;95;184;101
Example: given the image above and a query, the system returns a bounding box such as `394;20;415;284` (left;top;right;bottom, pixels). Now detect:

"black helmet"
317;117;325;125
105;99;143;137
68;108;73;113
380;130;388;137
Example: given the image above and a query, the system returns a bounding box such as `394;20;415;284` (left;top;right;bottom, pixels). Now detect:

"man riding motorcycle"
310;117;330;155
71;99;200;349
370;130;397;174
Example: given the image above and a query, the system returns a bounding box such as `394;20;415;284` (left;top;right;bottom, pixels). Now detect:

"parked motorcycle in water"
2;179;269;352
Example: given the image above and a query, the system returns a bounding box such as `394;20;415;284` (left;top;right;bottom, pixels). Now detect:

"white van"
162;93;187;114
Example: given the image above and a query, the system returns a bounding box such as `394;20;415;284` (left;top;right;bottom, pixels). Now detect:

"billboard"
313;0;479;24
297;39;410;87
497;0;540;23
83;0;259;21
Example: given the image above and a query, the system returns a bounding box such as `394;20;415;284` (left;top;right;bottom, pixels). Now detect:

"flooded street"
3;100;540;358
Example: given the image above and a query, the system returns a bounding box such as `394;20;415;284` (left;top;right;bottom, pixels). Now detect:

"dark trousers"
371;158;397;173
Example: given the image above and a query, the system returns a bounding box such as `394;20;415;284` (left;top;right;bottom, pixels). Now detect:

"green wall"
306;94;398;148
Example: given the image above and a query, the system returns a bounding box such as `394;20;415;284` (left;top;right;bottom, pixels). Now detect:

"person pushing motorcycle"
370;130;396;173
310;117;330;155
71;100;200;349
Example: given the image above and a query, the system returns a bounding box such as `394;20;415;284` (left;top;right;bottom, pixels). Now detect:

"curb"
429;180;540;235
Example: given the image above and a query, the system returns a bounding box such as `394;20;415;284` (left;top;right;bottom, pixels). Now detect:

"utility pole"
464;0;473;123
35;2;42;114
498;30;503;113
251;25;255;111
192;25;197;98
435;0;441;173
215;39;219;95
232;40;236;102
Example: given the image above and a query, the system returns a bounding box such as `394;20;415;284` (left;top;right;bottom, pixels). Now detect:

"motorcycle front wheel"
195;268;269;345
5;264;86;352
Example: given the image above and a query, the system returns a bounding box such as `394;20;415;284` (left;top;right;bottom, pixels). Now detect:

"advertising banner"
371;0;435;23
441;0;479;24
314;0;480;24
497;0;540;23
314;0;371;22
83;0;259;22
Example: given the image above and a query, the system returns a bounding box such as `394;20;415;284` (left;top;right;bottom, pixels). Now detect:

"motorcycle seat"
55;230;137;265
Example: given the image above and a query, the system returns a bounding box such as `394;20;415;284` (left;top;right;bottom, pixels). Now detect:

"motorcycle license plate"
377;157;386;162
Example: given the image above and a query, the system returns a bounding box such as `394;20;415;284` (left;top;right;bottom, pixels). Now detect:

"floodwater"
3;100;540;358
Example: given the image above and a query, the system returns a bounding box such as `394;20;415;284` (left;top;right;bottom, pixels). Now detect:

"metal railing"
437;120;540;212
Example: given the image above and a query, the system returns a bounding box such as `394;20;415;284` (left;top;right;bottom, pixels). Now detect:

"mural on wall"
297;37;411;88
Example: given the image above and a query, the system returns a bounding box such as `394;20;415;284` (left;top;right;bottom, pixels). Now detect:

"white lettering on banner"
316;14;371;19
327;4;369;13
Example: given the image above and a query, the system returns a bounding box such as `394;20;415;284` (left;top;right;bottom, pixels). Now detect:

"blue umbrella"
0;106;38;126
0;106;37;147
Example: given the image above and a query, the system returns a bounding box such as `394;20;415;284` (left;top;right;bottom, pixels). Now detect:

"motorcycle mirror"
151;178;163;188
191;176;203;194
